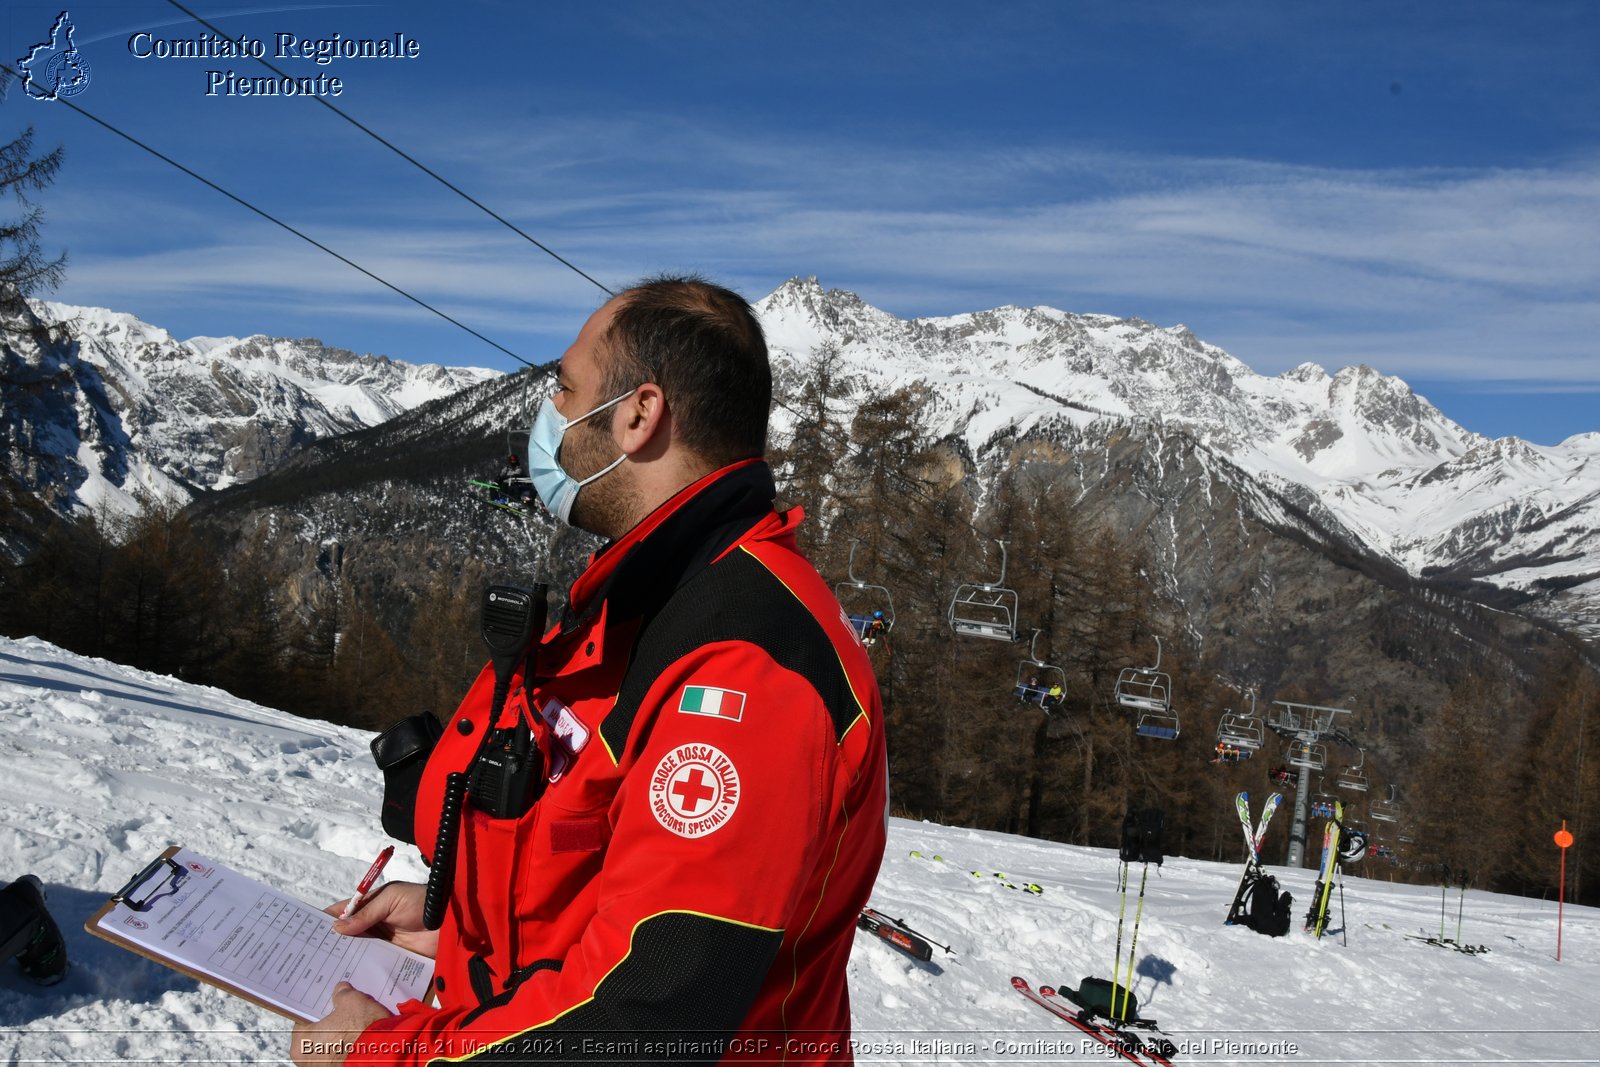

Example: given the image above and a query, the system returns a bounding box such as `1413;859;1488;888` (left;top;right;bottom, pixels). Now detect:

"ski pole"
1338;870;1347;947
1439;881;1448;942
1116;863;1149;1022
1455;870;1468;945
1110;861;1129;1017
888;914;954;955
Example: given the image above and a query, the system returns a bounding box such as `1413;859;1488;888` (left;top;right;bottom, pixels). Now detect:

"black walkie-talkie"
423;582;547;930
481;585;545;700
469;583;546;818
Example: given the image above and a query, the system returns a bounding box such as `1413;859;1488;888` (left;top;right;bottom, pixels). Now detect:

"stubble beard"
564;419;633;540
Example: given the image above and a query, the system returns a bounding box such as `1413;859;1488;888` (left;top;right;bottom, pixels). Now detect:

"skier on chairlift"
481;452;534;513
863;610;887;648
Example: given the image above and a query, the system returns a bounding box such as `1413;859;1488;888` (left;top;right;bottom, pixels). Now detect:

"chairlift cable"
164;0;1014;550
163;0;616;300
140;6;1088;566
44;49;1000;553
136;15;1042;552
2;63;537;368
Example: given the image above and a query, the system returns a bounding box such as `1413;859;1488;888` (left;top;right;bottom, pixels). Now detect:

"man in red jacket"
292;276;888;1066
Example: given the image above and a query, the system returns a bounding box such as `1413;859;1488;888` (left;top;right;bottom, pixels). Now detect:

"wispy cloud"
49;109;1600;383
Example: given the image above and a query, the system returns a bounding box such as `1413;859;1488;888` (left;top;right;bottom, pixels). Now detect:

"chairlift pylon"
1012;629;1066;713
948;539;1019;642
835;542;895;647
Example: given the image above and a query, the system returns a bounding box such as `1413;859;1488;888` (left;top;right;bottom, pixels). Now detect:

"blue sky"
4;0;1598;443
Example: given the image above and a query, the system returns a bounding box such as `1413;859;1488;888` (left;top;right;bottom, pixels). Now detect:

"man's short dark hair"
600;274;772;467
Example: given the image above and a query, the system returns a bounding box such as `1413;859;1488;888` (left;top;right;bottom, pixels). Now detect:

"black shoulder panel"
601;548;862;759
447;911;782;1065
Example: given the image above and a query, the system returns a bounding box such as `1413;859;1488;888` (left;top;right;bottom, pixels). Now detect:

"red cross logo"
650;743;741;838
670;767;718;815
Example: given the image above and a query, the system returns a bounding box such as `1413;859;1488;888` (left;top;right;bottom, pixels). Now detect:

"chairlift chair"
1286;738;1327;772
1114;636;1173;714
1135;708;1181;741
474;368;561;514
1215;691;1264;754
1310;782;1338;819
1012;629;1067;712
1371;784;1401;824
948;539;1020;641
834;543;896;645
1213;740;1248;763
1335;750;1369;793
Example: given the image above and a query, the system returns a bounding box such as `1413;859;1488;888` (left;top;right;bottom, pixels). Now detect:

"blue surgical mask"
526;388;634;524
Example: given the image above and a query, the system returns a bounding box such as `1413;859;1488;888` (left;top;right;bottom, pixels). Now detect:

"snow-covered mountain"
6;283;1596;639
756;277;1600;637
0;301;496;529
2;633;1594;1063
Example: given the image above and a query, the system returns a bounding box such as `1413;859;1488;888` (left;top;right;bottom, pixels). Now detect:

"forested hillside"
4;357;1594;906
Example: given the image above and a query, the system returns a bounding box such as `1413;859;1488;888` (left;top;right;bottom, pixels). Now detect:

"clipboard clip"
112;854;188;912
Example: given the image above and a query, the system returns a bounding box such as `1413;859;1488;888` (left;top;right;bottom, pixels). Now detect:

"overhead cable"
164;0;616;299
0;60;534;367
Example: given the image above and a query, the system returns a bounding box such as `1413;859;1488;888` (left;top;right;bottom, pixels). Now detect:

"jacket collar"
563;459;776;628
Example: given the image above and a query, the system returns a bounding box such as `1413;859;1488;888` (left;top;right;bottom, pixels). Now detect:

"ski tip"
1010;976;1028;989
1040;985;1056;996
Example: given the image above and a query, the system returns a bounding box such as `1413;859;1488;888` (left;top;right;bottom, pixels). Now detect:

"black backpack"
1244;871;1292;937
1120;806;1165;866
1076;976;1139;1021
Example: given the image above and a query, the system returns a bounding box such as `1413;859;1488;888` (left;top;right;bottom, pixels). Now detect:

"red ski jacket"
352;460;888;1065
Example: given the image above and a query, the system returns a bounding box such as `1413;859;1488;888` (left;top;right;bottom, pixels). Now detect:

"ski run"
2;633;1596;1064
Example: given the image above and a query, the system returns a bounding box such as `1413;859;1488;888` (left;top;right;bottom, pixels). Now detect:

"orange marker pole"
1554;821;1574;961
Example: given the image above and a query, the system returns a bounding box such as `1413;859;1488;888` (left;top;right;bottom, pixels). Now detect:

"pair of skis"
1306;800;1343;937
909;850;1044;894
1224;790;1281;924
1012;977;1177;1066
1405;934;1490;955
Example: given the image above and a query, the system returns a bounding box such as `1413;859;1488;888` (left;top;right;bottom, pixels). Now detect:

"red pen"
341;845;395;919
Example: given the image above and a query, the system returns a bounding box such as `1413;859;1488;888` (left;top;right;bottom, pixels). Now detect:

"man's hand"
291;982;392;1067
326;881;439;958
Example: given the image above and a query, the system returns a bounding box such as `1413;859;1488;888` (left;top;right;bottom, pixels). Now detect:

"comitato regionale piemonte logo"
17;10;92;101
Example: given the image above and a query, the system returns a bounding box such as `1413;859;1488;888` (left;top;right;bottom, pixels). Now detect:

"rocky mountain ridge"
756;277;1600;638
0;300;495;552
4;282;1596;649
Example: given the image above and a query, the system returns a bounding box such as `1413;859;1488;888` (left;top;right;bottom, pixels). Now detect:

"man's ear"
616;382;668;456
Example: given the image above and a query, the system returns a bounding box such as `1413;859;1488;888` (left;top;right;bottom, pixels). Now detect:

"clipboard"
88;845;434;1023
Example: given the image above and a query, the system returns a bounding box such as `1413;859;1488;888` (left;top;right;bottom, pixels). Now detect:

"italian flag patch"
678;685;746;722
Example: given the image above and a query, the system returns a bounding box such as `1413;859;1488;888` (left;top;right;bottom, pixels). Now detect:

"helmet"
1338;829;1368;863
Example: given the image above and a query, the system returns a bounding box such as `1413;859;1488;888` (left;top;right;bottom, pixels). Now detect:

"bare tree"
0;69;65;316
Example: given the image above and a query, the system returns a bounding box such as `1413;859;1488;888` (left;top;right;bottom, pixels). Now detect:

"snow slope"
1;634;1594;1064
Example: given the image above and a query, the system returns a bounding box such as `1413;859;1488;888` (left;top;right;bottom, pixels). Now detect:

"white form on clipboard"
89;845;433;1023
